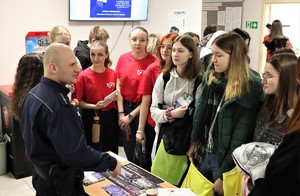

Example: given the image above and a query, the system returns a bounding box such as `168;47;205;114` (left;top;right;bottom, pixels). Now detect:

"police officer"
19;43;122;196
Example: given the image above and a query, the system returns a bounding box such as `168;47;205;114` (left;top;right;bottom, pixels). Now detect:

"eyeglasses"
160;45;172;51
261;72;279;79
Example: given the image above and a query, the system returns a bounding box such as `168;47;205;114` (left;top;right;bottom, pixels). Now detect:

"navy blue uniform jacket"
19;77;117;171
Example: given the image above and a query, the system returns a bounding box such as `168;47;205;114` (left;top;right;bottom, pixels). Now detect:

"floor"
0;147;126;196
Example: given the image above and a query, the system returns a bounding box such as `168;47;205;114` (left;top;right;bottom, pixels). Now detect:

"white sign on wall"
168;9;187;34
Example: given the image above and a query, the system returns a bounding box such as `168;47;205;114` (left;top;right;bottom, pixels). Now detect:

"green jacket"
192;69;264;179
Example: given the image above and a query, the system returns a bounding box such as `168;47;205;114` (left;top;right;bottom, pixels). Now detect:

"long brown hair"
269;20;283;40
285;57;300;134
162;35;202;80
11;53;44;119
260;53;299;122
208;32;250;100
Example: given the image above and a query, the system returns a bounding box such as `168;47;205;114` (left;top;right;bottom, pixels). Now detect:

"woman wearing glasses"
235;49;299;195
253;50;299;145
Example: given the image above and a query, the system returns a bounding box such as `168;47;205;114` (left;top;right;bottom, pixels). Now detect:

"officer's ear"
48;63;58;74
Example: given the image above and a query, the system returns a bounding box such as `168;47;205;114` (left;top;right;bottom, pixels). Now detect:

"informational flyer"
101;163;164;196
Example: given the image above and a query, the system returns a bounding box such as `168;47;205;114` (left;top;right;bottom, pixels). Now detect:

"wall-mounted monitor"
69;0;149;21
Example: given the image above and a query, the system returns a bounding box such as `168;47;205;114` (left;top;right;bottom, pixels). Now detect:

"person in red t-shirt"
263;20;293;60
135;33;179;171
75;40;119;154
116;27;157;162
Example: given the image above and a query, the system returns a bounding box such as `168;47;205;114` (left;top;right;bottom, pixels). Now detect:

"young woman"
49;25;81;105
49;25;71;46
188;32;264;195
146;33;160;57
233;50;299;196
116;27;157;162
263;20;293;60
11;53;44;119
75;40;119;154
254;52;299;145
74;25;109;70
150;35;202;186
135;33;179;171
249;56;300;196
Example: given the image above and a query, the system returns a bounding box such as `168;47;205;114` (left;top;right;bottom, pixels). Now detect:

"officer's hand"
112;161;122;176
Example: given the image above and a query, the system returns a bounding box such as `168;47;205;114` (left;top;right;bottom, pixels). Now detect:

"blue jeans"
197;151;220;183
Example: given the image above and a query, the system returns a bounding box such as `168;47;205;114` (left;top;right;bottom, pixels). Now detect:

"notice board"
202;0;244;35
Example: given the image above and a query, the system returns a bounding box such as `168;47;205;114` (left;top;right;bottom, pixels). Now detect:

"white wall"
0;0;202;85
242;0;263;72
1;0;276;85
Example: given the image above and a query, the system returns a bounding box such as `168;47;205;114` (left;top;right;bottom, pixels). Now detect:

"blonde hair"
49;25;71;43
208;32;251;100
89;26;109;43
146;33;160;56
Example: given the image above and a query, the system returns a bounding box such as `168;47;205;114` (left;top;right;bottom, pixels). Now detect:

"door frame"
259;0;300;73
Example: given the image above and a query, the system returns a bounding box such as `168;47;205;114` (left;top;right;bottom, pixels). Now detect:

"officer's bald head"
43;43;68;71
43;43;78;84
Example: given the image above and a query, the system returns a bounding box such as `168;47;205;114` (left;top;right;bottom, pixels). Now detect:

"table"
83;152;175;196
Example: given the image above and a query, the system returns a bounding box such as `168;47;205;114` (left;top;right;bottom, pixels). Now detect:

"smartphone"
104;89;118;102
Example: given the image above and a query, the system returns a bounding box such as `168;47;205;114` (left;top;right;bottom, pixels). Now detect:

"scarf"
204;77;226;152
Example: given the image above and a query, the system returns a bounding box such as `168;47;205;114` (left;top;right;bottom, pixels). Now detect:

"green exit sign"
246;21;258;29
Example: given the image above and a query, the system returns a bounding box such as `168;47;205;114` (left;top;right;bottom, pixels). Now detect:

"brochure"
174;92;194;108
83;171;105;186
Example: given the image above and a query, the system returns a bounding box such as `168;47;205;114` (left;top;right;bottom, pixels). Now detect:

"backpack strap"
162;72;171;89
193;75;202;95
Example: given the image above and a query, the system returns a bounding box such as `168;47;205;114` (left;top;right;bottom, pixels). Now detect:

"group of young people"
9;22;300;196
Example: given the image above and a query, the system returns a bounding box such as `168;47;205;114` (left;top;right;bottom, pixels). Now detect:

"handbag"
181;159;214;196
151;141;188;186
223;167;243;196
132;141;147;168
158;73;202;155
160;107;194;155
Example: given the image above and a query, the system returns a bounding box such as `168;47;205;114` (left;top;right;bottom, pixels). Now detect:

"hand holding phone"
104;89;119;103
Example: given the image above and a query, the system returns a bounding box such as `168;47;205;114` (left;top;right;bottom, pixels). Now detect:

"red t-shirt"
138;61;161;127
263;34;293;60
75;67;117;111
116;52;157;103
263;34;271;60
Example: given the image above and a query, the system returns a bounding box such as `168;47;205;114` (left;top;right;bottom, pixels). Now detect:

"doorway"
260;2;300;73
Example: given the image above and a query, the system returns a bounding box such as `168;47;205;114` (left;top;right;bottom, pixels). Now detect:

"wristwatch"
128;114;133;121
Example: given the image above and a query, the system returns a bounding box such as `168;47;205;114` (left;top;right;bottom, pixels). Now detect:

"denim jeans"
197;151;220;183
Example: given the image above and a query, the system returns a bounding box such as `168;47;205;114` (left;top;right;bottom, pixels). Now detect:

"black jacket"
74;40;91;70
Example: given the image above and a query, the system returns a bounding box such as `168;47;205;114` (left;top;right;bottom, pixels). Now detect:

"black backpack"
158;72;201;155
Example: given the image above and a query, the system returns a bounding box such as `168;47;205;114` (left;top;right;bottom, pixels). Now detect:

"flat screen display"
69;0;149;21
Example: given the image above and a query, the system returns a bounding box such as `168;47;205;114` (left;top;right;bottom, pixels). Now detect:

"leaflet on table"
83;171;105;185
139;188;198;196
174;92;194;108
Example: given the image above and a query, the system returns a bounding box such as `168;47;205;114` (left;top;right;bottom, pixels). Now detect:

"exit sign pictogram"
246;21;258;29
